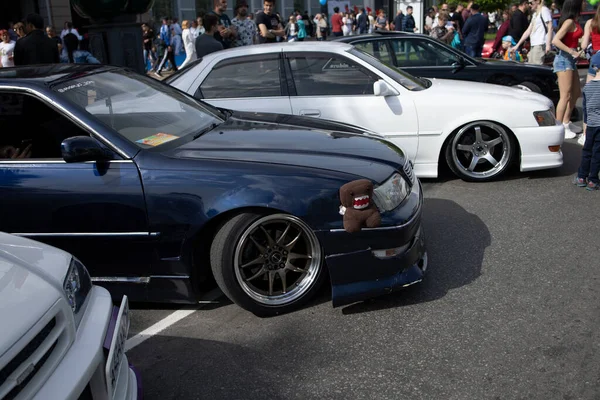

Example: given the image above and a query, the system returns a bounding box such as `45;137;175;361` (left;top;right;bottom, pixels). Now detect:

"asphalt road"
127;72;599;399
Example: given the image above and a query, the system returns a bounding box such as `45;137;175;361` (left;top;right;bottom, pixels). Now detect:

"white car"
0;233;140;400
167;42;564;182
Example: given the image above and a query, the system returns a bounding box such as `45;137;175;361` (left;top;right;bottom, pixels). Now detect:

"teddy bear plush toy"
339;179;381;233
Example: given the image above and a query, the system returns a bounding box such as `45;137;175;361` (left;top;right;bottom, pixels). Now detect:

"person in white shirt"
0;30;16;68
180;20;197;68
511;0;553;64
60;22;82;41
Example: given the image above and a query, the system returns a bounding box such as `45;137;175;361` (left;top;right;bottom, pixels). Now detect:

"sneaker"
573;176;588;187
577;134;586;146
564;124;577;139
568;122;583;134
586;181;600;191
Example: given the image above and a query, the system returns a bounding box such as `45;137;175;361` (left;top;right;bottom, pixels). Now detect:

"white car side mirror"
373;80;399;97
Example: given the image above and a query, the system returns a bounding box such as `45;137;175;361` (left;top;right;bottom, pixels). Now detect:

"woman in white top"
60;22;82;41
0;30;15;68
342;13;354;36
179;20;197;68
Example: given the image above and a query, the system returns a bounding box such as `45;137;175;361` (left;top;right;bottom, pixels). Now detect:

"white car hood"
0;233;71;357
426;78;553;108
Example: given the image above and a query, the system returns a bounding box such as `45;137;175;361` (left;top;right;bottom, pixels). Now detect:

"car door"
284;51;419;161
0;90;152;282
194;53;293;114
386;37;481;81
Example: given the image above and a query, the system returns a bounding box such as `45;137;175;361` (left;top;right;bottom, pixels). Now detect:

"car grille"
403;161;415;183
0;302;71;400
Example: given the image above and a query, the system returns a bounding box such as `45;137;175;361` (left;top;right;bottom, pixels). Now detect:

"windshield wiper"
192;123;219;140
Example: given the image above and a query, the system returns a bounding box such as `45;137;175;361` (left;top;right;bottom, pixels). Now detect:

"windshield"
349;48;429;91
52;70;223;149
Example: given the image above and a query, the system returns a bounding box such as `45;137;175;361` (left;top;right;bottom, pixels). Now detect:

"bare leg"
556;70;573;124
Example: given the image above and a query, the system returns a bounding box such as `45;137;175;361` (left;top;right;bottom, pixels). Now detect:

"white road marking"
125;288;223;351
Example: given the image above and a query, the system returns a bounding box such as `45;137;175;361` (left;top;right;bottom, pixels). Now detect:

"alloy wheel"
233;214;322;306
450;122;512;180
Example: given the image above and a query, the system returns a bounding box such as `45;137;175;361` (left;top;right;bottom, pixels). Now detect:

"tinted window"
353;40;394;66
391;38;459;67
200;57;282;99
0;92;88;159
288;55;376;96
350;48;428;91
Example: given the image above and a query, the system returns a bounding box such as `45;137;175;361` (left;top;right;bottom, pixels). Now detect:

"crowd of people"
141;0;426;76
0;14;99;68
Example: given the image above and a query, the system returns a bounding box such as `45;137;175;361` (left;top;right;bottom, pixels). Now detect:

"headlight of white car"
373;172;411;212
534;110;556;127
63;257;92;327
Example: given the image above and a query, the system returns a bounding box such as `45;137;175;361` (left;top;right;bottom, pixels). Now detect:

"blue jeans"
465;44;482;58
578;125;600;183
553;50;578;73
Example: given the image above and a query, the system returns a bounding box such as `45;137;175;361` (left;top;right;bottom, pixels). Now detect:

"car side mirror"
373;80;399;97
452;57;466;73
61;136;112;163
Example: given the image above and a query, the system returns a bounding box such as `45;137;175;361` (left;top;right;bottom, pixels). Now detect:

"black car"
333;32;560;105
0;64;426;316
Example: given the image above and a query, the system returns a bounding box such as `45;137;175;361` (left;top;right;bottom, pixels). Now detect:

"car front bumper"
317;180;427;308
515;122;564;172
32;287;141;400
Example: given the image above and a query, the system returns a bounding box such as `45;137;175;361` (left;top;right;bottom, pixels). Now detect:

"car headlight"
372;172;411;212
534;110;556;127
63;257;92;326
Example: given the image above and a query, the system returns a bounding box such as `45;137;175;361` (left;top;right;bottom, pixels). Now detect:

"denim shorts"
588;52;600;75
553;51;578;73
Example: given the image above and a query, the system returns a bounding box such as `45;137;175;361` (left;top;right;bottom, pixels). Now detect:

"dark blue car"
0;65;426;316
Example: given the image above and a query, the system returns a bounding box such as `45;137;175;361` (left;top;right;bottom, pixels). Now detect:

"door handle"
298;109;321;117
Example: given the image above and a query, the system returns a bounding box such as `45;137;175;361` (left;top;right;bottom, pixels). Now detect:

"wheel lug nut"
279;263;284;268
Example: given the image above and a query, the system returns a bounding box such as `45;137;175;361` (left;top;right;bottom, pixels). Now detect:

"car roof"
0;64;118;87
332;31;425;43
200;41;355;61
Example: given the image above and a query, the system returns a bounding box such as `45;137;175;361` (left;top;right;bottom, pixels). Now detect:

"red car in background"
482;11;595;66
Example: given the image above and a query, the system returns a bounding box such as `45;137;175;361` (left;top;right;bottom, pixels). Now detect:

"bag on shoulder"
451;31;462;49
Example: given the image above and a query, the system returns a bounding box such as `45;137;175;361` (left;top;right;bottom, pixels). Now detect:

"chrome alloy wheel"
451;122;512;180
233;214;322;306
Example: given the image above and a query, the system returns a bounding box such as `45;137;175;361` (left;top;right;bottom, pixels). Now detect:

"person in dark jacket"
403;6;417;32
508;0;529;42
462;3;488;57
392;10;404;31
14;14;59;65
357;8;368;33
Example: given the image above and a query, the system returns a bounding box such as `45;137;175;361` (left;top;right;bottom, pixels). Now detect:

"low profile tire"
210;212;326;317
514;81;542;94
445;121;515;182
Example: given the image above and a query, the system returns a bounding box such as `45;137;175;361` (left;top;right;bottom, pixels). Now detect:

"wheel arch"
188;206;288;292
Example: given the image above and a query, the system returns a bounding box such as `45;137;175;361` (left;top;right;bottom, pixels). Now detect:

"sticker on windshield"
136;133;179;146
322;59;357;71
56;80;95;93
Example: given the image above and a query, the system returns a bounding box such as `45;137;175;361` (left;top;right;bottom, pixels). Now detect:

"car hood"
426;78;553;107
477;58;554;72
0;233;70;357
165;111;406;183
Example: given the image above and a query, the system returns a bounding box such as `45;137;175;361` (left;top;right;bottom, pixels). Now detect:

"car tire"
210;212;326;317
515;81;542;94
445;121;515;182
